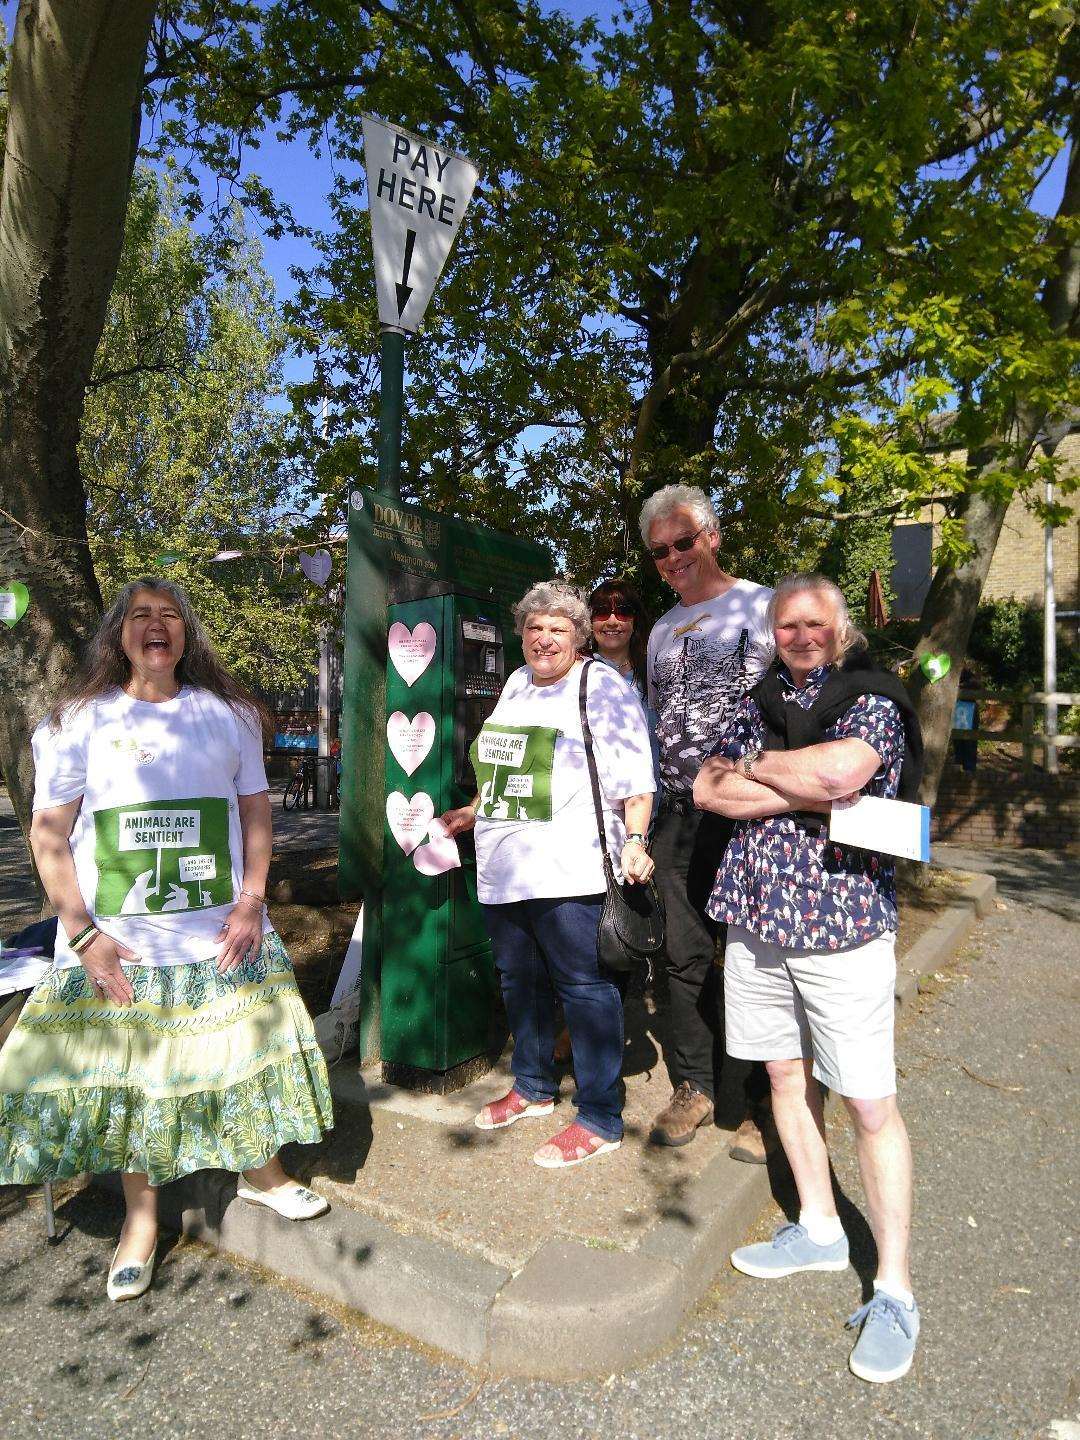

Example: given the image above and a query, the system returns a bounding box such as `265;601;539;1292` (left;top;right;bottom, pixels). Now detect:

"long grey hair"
766;573;868;664
48;577;269;735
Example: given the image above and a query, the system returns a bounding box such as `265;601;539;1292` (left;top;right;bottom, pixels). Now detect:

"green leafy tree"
81;168;323;692
2;1;1077;832
817;471;896;625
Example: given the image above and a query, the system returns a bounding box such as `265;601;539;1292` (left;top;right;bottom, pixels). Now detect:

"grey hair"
48;576;269;735
512;581;592;648
767;573;868;665
639;484;720;544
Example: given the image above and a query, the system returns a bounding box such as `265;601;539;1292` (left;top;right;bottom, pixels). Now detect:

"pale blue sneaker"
846;1290;920;1383
731;1221;849;1279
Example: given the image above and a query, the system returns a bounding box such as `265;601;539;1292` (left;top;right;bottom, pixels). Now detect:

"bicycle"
282;754;318;810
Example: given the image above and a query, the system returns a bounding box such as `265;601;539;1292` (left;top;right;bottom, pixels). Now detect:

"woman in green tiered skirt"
0;578;333;1301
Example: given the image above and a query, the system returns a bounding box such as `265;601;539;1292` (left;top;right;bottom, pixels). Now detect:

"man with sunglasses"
642;484;775;1155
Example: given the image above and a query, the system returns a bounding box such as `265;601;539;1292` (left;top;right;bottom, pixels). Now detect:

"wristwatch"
625;832;649;850
740;748;763;781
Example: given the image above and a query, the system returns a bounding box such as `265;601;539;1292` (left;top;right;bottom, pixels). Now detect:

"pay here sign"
361;115;480;333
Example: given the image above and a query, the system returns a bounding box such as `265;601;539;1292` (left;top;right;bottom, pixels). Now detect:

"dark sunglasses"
647;527;704;561
591;601;635;619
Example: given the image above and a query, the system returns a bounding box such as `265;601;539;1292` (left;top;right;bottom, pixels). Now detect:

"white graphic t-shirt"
32;687;272;967
647;580;775;794
473;661;656;905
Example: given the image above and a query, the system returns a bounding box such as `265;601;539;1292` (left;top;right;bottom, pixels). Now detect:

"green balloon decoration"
0;581;29;628
920;652;952;683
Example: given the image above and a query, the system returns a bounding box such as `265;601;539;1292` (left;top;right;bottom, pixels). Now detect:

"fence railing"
951;690;1079;774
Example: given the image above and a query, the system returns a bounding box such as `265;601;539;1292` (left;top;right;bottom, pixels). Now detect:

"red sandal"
475;1089;555;1131
533;1121;621;1169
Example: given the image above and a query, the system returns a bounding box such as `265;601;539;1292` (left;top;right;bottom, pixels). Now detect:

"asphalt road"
1;861;1077;1440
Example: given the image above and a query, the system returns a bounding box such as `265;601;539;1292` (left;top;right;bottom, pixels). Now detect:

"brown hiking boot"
650;1082;714;1147
728;1106;779;1165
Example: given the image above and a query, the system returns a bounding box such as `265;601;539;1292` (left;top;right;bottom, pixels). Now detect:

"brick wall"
893;427;1080;612
932;766;1079;848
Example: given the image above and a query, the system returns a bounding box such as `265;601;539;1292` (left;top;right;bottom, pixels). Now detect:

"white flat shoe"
236;1178;329;1220
107;1242;157;1302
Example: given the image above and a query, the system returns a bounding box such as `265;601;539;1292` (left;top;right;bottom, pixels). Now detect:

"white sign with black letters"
361;115;479;333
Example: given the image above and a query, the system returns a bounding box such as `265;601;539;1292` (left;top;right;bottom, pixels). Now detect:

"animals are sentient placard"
361;115;480;333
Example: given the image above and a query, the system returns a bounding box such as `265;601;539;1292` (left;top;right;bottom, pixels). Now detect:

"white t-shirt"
472;660;656;905
31;687;272;967
647;580;775;794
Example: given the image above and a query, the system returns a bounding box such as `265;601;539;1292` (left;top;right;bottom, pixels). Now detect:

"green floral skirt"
0;932;333;1187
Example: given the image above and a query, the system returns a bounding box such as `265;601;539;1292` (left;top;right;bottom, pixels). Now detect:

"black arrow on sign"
396;228;416;316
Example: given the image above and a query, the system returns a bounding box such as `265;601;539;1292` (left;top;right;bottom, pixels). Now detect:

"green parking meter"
340;486;548;1090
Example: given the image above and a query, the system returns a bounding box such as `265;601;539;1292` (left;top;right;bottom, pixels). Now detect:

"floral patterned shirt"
706;664;904;951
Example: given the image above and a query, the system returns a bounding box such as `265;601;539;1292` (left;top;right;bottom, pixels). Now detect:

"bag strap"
578;660;613;872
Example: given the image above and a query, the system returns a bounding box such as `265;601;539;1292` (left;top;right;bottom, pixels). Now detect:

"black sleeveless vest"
748;653;924;802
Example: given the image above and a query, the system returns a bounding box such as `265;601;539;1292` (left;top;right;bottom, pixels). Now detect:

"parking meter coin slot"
454;614;505;787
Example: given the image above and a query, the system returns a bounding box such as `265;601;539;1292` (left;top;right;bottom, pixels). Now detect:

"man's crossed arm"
692;739;884;820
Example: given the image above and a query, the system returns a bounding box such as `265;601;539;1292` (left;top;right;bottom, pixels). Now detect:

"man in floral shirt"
693;572;922;1387
708;681;903;950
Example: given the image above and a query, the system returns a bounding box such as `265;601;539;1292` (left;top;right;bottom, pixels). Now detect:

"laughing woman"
0;579;333;1301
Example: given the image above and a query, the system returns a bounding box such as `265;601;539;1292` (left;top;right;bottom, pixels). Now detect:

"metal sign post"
339;119;494;1072
362;115;479;502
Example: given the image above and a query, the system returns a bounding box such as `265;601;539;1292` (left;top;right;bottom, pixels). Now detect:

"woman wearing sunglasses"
587;581;650;698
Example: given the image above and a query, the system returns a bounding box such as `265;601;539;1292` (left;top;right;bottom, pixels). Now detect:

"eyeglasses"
591;601;635;619
647;528;705;561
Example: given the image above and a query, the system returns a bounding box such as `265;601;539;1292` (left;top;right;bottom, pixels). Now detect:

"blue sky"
4;0;1070;399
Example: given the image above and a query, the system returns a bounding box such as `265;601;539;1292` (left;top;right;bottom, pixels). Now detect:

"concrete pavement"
112;869;998;1378
935;840;1079;921
1;856;1075;1439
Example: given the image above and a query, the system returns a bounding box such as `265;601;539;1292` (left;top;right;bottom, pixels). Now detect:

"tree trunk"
907;483;1014;807
910;112;1079;808
0;1;155;845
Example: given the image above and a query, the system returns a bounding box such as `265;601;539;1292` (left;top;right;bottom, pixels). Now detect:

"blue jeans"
481;895;624;1142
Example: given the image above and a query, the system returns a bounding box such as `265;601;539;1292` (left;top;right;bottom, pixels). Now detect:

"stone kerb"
118;869;997;1379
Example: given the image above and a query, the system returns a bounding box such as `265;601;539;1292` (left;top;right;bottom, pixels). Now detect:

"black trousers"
651;804;769;1106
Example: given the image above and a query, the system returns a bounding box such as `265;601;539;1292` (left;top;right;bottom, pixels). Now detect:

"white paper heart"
300;548;333;586
385;791;435;856
412;818;462;877
386;711;436;777
387;621;437;687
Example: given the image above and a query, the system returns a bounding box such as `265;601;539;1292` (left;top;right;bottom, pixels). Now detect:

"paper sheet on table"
828;794;931;863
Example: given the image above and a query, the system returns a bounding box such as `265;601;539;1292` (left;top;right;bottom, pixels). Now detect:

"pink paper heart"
385;791;435;856
412;818;462;877
300;548;333;586
386;711;436;777
387;621;437;687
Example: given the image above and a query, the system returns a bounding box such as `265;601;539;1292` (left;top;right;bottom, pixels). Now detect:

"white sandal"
236;1176;329;1220
107;1242;157;1302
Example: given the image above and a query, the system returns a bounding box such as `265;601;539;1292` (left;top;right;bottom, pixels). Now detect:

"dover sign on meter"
361;115;480;333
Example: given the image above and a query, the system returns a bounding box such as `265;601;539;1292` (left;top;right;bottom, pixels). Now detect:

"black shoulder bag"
578;661;666;974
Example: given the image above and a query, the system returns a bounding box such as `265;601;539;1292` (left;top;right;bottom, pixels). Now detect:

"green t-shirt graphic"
93;796;233;916
470;724;559;822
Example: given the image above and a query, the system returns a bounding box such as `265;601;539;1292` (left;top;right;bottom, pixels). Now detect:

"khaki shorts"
724;924;897;1099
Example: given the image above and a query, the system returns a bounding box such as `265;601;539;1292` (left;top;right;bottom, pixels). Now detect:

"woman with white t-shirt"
0;579;333;1302
440;582;656;1168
